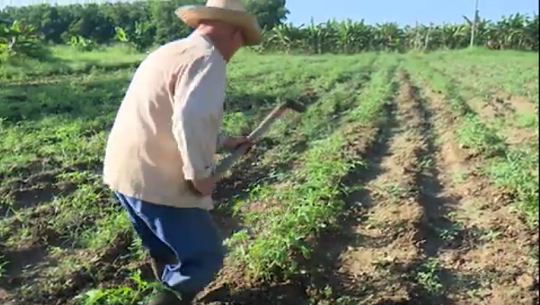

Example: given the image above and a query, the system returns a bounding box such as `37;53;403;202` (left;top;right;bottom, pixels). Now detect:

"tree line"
259;13;538;53
0;0;288;45
1;0;538;56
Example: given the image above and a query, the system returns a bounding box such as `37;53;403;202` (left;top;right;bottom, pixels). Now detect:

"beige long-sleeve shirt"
103;33;227;210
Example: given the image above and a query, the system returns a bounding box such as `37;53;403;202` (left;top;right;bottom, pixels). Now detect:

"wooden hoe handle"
211;102;290;179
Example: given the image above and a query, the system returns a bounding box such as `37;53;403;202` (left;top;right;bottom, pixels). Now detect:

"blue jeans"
114;191;224;295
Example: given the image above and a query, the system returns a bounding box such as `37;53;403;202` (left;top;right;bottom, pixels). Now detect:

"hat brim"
176;5;262;46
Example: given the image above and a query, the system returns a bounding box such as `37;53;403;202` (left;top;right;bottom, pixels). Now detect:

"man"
102;1;261;304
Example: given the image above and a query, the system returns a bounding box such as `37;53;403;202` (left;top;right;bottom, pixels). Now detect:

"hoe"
212;99;306;179
187;99;306;195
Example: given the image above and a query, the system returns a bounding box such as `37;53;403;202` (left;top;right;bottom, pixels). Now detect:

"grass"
0;46;538;305
0;45;147;81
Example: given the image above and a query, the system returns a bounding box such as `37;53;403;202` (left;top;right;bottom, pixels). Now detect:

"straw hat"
176;0;262;46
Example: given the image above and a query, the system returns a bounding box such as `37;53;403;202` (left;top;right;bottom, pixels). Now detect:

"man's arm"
217;132;228;149
171;54;226;196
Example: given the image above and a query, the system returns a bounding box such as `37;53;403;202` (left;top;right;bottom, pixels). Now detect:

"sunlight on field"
0;46;538;305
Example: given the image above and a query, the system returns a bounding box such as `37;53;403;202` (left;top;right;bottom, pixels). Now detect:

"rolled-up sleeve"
171;54;226;180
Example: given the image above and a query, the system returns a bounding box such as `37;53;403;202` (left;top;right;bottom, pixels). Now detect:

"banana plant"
0;19;44;59
257;13;539;53
114;20;154;52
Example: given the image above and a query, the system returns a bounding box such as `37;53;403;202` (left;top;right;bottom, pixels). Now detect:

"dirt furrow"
333;101;415;305
418;59;537;146
467;95;538;146
499;93;538;115
197;65;382;305
315;70;446;305
417;75;539;305
1;231;135;305
389;72;462;305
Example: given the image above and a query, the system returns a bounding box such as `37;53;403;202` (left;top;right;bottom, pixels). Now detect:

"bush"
0;19;50;61
70;35;98;52
114;21;154;52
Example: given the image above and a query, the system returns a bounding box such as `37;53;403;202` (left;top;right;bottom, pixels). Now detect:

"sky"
286;0;539;26
1;0;538;26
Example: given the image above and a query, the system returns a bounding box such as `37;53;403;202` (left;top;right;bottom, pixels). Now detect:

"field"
0;46;538;305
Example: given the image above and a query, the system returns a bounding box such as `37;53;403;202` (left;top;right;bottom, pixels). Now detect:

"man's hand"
222;136;252;154
190;176;218;196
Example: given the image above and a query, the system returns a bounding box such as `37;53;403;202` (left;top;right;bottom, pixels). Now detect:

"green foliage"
405;55;539;227
0;19;48;61
261;13;539;53
486;146;539;227
0;43;537;304
114;21;154;52
73;271;158;305
244;0;289;30
1;1;536;53
70;35;97;51
0;0;288;47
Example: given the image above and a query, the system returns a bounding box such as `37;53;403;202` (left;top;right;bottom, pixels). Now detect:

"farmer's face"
233;29;245;48
221;28;244;61
227;28;244;51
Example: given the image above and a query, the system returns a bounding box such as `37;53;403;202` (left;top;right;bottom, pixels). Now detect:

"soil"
419;79;538;305
275;71;539;305
1;71;537;305
498;93;538;116
466;94;538;146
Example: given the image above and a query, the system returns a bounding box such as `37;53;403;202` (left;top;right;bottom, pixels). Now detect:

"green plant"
1;1;538;54
115;21;154;52
405;55;538;226
415;258;443;294
0;19;48;60
0;45;537;305
70;35;97;52
228;57;398;280
258;13;539;54
73;271;157;305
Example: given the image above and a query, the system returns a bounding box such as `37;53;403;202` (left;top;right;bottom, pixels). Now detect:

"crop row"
405;57;538;226
223;56;399;280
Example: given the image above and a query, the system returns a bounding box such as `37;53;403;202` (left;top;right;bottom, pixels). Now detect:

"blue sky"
1;0;539;26
286;0;539;25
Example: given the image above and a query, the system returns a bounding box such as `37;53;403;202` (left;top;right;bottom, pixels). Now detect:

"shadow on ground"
297;95;401;304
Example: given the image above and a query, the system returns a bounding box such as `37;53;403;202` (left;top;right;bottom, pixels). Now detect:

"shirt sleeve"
171;54;225;180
